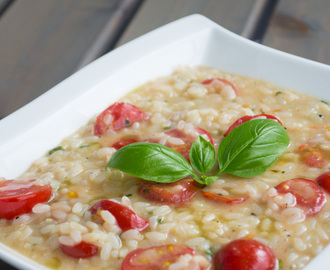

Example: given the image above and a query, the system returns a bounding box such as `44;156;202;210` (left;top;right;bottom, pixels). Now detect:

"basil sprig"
106;119;290;185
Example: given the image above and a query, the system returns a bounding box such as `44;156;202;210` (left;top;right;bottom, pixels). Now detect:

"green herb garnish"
205;247;215;257
106;119;290;185
321;100;328;105
275;91;283;96
125;119;131;127
48;146;65;155
80;144;90;148
279;259;283;269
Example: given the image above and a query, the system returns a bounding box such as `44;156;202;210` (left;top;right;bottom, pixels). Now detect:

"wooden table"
0;0;329;269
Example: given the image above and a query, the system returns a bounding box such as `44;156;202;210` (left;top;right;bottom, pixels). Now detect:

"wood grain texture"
0;0;13;15
0;0;121;118
116;0;256;46
263;0;330;65
77;0;143;69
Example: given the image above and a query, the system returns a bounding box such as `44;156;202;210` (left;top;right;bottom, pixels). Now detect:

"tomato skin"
224;114;283;137
89;199;149;231
139;178;198;204
0;179;52;220
60;241;98;258
317;172;330;194
94;102;149;136
201;191;246;204
112;137;141;150
121;244;196;270
275;178;326;216
214;239;276;270
201;78;239;96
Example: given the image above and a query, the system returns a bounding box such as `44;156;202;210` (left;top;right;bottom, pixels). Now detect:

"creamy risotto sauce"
1;66;330;270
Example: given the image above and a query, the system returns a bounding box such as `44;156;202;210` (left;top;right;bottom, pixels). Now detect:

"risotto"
1;66;330;270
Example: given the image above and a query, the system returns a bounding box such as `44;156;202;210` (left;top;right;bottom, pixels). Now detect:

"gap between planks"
76;0;143;70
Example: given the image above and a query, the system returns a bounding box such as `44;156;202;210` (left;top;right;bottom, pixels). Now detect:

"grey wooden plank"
0;0;121;118
263;0;330;65
117;0;257;46
0;0;13;15
77;0;143;69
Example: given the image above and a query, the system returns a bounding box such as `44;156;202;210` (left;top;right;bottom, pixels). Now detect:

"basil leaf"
190;136;216;175
218;119;290;178
204;176;218;185
106;142;195;183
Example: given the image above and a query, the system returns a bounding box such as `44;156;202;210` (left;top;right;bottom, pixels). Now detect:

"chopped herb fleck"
80;144;90;148
279;259;283;269
251;212;257;216
125;194;132;197
271;170;279;173
163;126;171;130
125;119;131;127
281;171;285;174
321;100;328;105
205;248;215;257
158;218;164;224
49;146;65;155
318;183;322;187
148;211;153;215
276;91;283;96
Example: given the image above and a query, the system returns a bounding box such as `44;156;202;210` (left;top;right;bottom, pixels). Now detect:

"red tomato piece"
201;78;239;96
89;199;149;231
298;144;326;168
60;241;98;258
139;178;198;204
94;102;149;136
275;178;326;216
303;151;326;168
317;172;330;194
121;244;197;270
112;137;141;150
224;114;283;137
201;191;246;204
214;239;276;270
157;127;214;162
0;179;52;220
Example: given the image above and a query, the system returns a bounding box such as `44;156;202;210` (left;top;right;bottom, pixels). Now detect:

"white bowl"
0;14;329;270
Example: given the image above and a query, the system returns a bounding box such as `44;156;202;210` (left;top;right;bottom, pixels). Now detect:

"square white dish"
0;14;329;270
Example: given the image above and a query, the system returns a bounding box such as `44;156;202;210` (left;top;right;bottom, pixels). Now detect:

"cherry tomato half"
94;102;149;136
214;239;276;270
112;137;141;150
121;244;197;270
298;144;326;168
201;191;246;204
0;179;52;220
160;127;213;162
60;241;98;258
317;172;330;194
89;199;149;231
201;78;239;96
139;178;198;204
224;114;283;137
275;178;326;216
